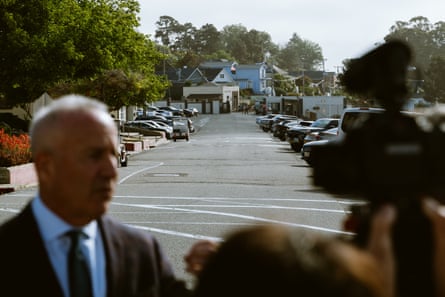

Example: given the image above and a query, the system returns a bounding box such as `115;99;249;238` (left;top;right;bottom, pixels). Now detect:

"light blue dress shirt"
31;195;106;297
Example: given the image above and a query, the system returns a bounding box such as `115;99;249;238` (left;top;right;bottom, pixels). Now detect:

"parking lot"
0;112;357;286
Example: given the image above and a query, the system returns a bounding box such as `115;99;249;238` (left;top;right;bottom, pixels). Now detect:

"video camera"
311;40;445;297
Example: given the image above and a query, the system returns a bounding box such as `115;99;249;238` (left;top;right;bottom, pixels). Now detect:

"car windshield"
341;112;381;133
310;119;333;128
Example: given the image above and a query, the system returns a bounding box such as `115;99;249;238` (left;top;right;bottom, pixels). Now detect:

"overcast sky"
137;0;444;72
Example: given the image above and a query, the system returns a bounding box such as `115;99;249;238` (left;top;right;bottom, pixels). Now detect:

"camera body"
312;108;445;202
311;40;444;297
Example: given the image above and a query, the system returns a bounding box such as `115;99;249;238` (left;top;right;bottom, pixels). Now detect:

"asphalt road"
0;112;360;288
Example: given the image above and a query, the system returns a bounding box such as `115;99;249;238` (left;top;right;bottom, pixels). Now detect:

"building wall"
251;95;345;118
231;64;267;94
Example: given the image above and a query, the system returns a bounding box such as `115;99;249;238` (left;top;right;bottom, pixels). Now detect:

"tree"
204;50;234;62
154;16;198;53
0;0;167;111
194;24;222;56
0;0;53;106
276;33;324;72
273;74;296;96
154;15;183;48
244;30;276;63
220;25;277;64
385;17;445;73
423;56;445;103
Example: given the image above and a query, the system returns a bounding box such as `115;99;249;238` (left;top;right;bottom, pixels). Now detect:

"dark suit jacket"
0;203;191;297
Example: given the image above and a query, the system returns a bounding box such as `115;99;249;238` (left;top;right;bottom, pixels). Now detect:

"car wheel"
291;143;302;152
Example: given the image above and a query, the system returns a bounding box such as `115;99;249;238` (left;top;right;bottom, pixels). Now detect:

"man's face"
40;112;118;226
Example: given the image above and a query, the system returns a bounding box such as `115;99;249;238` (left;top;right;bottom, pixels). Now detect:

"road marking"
113;195;359;203
129;225;223;242
113;203;346;213
118;162;164;184
112;202;353;236
0;208;20;213
152;173;180;177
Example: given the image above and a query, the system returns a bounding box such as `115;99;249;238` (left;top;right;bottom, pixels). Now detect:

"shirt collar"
31;194;98;243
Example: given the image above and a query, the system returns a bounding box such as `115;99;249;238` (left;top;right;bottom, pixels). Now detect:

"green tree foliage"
423;56;445;103
273;74;296;96
244;30;277;63
276;33;324;72
385;17;445;103
1;0;167;110
155;15;184;48
220;24;250;63
0;0;52;105
194;24;222;56
385;17;444;71
154;18;315;69
220;24;278;64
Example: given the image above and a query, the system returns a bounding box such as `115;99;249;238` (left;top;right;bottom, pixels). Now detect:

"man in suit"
0;94;191;297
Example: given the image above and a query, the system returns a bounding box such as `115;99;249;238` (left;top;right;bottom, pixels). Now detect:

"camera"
311;40;445;297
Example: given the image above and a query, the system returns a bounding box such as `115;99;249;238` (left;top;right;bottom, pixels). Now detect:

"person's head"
30;94;118;226
194;225;386;297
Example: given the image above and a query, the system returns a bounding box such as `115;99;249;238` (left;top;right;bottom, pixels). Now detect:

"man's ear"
33;152;54;182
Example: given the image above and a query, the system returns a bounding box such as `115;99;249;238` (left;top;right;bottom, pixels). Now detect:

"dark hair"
193;225;384;297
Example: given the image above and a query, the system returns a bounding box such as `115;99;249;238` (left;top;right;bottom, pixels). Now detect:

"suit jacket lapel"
98;216;121;297
16;203;65;296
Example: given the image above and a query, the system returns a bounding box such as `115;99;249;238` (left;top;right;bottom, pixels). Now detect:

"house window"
219;74;225;79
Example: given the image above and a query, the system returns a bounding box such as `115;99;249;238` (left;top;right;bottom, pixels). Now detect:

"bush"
0;129;32;167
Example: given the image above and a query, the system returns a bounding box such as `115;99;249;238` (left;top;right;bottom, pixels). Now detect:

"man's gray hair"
29;94;111;153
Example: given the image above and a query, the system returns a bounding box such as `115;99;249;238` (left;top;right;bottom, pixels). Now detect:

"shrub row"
0;129;32;167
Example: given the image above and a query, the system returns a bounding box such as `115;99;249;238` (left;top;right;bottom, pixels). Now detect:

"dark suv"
286;118;339;151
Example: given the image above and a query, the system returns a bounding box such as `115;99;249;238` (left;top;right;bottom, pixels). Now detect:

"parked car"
257;114;279;131
122;121;168;137
337;107;420;139
183;108;199;117
152;120;174;136
287;118;339;151
144;120;173;138
159;106;184;116
134;115;174;126
300;139;331;166
269;115;300;134
172;121;190;141
301;107;394;166
300;127;339;165
274;119;313;141
337;107;384;138
304;127;338;144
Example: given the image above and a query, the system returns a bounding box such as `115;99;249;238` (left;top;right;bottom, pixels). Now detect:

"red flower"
0;129;32;167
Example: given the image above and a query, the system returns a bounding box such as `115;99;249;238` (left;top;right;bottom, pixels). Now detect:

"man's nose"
102;154;118;178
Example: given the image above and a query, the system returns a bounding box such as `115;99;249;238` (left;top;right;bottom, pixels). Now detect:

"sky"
137;0;444;72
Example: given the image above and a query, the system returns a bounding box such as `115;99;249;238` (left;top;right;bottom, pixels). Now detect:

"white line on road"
112;202;353;236
0;208;20;213
113;204;347;213
118;162;164;184
129;224;223;242
113;195;362;205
